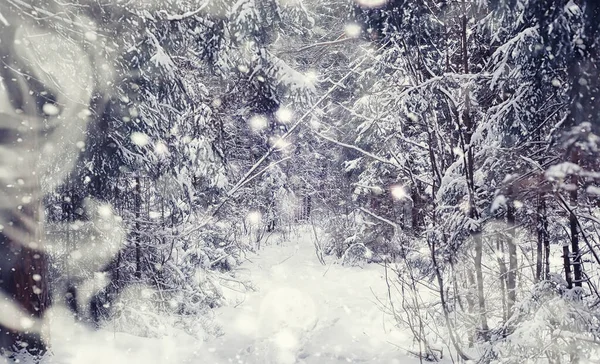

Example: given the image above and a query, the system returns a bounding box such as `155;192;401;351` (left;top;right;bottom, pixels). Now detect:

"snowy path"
40;231;427;364
208;232;416;364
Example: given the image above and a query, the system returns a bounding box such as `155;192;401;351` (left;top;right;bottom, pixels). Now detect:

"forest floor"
210;229;417;364
38;228;448;364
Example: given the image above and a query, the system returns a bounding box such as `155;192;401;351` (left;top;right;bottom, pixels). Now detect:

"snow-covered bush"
482;281;600;363
321;210;398;263
322;213;360;259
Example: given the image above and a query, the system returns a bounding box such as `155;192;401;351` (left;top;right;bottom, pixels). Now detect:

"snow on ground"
209;229;424;364
34;228;442;364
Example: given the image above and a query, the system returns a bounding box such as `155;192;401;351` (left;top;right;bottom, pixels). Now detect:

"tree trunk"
0;206;50;357
134;176;142;280
474;234;489;336
569;153;582;289
563;240;573;289
304;195;312;220
535;195;544;283
114;179;121;291
496;239;508;323
459;2;488;337
506;200;517;317
543;200;550;280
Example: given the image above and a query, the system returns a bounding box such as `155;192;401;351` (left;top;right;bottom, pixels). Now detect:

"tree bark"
543;200;550;280
459;1;488;337
0;206;50;357
134;176;142;280
563;240;573;289
535;195;544;283
474;233;489;335
496;239;508;323
506;200;517;317
569;153;582;288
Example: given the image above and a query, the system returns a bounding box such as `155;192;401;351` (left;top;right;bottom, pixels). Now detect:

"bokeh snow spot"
344;23;362;38
248;115;268;132
390;185;408;201
42;103;60;116
355;0;387;8
131;132;150;147
275;107;293;124
246;210;262;226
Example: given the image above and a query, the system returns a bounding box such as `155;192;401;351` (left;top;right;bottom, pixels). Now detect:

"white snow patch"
131;132;150;147
587;186;600;196
546;162;581;180
491;194;507;212
390;184;409;201
34;227;442;364
354;0;387;8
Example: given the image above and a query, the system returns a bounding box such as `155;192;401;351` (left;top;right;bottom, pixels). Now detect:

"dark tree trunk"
543;202;550;280
134;176;142;280
569;154;582;288
113;179;122;290
458;0;488;338
563;239;573;289
305;195;312;220
0;206;50;357
535;195;544;283
496;239;508;323
506;200;517;317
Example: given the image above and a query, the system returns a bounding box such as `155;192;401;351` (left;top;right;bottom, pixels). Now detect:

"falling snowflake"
390;185;408;200
344;23;362;38
247;210;262;226
131;132;150;147
249;115;269;131
42;103;60;116
276;107;293;124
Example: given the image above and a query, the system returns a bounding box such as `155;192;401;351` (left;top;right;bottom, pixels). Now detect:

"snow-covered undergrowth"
21;227;445;364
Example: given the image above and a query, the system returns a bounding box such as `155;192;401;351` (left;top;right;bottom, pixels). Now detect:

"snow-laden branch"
228;156;292;196
314;131;398;167
314;130;433;186
159;2;210;21
0;11;9;26
359;207;400;229
277;37;356;55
